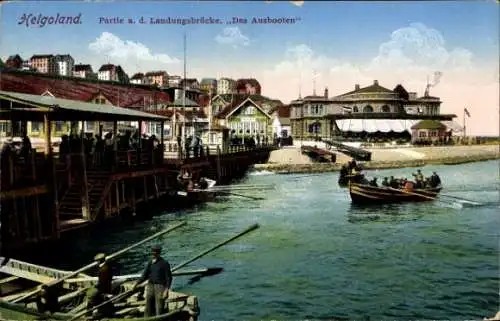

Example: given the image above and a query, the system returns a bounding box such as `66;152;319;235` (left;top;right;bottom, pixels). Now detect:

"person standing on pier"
133;245;173;317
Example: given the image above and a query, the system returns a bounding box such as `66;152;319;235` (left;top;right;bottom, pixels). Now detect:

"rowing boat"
0;257;200;320
349;183;442;205
176;178;217;203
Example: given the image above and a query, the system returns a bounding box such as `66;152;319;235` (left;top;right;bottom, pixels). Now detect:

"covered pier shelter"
0;90;170;255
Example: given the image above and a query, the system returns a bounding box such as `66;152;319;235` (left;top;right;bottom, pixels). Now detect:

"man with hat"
133;245;172;317
86;253;114;317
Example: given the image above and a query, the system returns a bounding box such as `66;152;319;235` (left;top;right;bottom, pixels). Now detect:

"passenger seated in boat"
429;172;441;188
177;169;193;191
413;169;425;188
198;177;209;189
369;177;378;187
381;177;390;187
404;180;415;192
36;285;59;314
389;176;399;188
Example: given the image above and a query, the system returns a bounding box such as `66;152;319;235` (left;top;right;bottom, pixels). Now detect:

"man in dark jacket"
134;246;172;317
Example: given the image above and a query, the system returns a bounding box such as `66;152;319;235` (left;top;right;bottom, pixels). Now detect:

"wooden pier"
0;91;275;255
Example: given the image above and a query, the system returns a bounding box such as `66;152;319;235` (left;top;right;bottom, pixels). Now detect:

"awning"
335;119;421;133
441;120;463;132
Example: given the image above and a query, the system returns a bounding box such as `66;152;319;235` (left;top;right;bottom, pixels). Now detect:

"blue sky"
1;1;497;65
1;1;499;135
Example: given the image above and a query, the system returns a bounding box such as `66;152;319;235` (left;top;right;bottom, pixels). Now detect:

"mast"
313;69;317;96
182;31;187;148
208;88;212;144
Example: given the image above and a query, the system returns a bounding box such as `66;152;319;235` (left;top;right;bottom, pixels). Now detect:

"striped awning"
335;119;421;133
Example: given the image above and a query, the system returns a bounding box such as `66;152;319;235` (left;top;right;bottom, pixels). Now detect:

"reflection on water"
10;160;500;321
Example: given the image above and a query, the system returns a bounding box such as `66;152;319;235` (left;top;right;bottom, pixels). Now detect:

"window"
244;106;255;115
31;121;42;132
308;122;321;134
55;121;64;132
430;130;438;137
419;131;427;137
381;105;390;112
0;121;9;134
86;121;95;132
363;105;374;113
353;106;359;113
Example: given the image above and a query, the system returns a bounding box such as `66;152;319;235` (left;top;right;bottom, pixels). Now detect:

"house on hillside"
98;64;129;83
200;78;217;95
4;55;23;70
144;71;168;87
54;54;74;77
236;78;261;95
130;73;145;84
30;55;57;74
179;78;200;90
217;78;236;95
73;64;96;79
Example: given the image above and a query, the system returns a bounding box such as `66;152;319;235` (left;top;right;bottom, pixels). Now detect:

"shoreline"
254;145;500;174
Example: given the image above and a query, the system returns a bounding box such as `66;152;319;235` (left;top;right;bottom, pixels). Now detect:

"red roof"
0;71;171;108
276;105;290;118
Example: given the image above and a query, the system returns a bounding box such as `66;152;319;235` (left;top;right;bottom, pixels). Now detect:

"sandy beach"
255;145;500;173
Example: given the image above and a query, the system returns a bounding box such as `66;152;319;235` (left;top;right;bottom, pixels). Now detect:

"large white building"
54;54;74;77
217;78;236;95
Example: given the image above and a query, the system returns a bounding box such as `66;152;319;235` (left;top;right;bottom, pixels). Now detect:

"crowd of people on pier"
59;130;161;167
340;160;442;190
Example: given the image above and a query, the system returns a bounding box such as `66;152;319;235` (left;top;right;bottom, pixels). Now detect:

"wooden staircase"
58;170;111;221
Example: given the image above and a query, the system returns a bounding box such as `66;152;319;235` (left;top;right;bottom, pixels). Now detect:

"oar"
65;267;224;284
11;221;186;304
172;223;259;271
69;223;260;321
438;193;482;204
217;191;264;200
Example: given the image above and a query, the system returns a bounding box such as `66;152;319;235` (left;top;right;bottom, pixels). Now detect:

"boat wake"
248;170;275;176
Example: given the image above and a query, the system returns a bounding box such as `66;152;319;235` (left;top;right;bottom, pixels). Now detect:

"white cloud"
88;32;180;73
215;27;250;48
259;23;498;135
265;0;305;6
368;23;473;72
290;1;304;6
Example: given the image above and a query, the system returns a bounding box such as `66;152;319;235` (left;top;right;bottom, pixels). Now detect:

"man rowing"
429;172;442;188
86;253;115;318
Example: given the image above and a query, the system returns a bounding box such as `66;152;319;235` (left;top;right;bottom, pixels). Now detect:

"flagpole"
463;107;466;138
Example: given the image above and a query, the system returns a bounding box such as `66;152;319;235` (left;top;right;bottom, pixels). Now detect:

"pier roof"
0;90;168;121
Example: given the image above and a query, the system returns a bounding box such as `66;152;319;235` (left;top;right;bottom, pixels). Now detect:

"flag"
464;108;471;118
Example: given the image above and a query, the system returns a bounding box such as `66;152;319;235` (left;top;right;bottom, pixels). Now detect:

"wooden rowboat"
0;257;200;321
176;179;217;204
349;183;442;205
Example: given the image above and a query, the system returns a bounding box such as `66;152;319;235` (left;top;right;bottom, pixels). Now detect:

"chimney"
355;84;360;90
373;80;379;85
324;87;329;99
